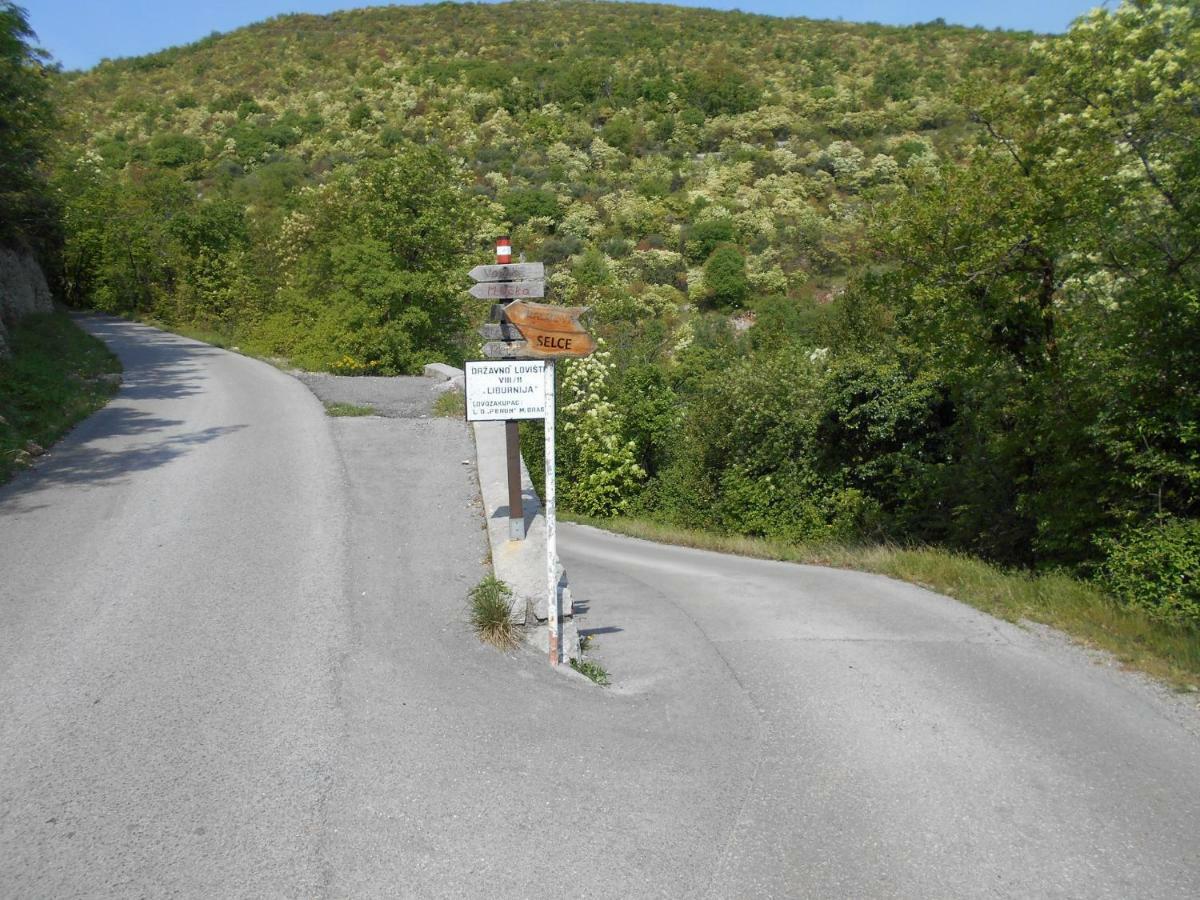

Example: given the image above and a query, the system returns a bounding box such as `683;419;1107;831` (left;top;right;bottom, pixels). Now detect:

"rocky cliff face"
0;246;54;357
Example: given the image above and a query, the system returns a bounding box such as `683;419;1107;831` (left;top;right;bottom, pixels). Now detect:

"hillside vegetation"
50;1;1199;631
54;0;1031;366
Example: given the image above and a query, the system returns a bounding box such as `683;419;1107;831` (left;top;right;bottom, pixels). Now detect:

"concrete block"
471;419;579;627
423;362;464;381
472;420;545;624
430;374;464;394
522;617;581;664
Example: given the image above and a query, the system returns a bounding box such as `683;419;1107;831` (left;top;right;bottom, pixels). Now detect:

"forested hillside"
53;0;1031;366
51;1;1199;627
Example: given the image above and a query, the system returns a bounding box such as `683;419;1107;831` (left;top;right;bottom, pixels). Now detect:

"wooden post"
496;235;525;541
544;359;560;664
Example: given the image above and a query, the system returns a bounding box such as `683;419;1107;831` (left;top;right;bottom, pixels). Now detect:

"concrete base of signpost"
430;362;579;662
471;420;580;662
523;616;581;664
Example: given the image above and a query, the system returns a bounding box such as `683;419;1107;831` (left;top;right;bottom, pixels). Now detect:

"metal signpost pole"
544;359;559;665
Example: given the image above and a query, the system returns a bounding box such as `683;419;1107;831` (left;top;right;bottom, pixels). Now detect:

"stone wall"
0;246;54;357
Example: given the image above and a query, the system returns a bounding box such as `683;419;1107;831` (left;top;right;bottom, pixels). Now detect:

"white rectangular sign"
465;360;547;421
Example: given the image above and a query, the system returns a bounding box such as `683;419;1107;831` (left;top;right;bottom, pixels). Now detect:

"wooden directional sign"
481;340;533;359
478;322;524;341
505;300;595;359
468;262;545;283
468;280;545;300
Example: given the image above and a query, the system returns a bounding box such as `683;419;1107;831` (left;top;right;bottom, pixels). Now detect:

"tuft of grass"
1;313;121;484
324;401;374;417
562;512;1200;691
570;657;610;686
469;575;518;650
433;389;465;418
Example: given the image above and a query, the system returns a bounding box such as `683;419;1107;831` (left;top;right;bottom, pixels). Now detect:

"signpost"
473;239;538;540
503;301;595;359
478;322;524;341
480;340;533;359
467;262;545;283
464;361;546;421
467;280;545;300
465;239;596;666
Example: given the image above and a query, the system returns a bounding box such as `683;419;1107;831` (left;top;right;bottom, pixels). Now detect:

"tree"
0;2;55;242
1027;1;1200;530
703;244;749;308
259;145;482;374
865;0;1200;564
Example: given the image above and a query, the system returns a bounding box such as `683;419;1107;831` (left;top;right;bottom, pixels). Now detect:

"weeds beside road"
324;401;375;417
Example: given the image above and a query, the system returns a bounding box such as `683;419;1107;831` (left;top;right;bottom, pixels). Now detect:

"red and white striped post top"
495;236;512;264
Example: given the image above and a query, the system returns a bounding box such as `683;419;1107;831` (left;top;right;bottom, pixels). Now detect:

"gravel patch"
292;371;439;418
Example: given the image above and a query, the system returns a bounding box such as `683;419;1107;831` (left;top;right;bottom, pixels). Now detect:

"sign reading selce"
464;360;547;421
504;300;596;359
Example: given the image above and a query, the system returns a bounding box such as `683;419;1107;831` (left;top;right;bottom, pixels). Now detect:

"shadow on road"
0;317;245;510
0;415;247;513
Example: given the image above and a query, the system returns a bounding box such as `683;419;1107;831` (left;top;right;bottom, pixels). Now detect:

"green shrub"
685;218;735;263
1100;518;1200;627
148;133;204;167
558;344;645;517
501;187;560;225
702;244;749;308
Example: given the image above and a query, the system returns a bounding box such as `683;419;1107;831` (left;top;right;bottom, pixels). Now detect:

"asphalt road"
558;525;1200;898
2;316;1198;898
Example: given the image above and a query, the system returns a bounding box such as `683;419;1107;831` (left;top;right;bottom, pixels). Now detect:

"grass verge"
1;313;121;484
433;389;465;418
562;512;1200;691
469;575;518;651
324;401;374;417
144;319;238;350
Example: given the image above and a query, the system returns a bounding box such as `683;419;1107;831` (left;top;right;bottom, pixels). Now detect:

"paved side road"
2;316;1198;898
558;524;1200;898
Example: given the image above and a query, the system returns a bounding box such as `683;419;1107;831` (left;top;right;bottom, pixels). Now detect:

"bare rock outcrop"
0;246;54;357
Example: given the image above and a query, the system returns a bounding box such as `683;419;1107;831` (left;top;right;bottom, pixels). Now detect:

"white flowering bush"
558;342;645;516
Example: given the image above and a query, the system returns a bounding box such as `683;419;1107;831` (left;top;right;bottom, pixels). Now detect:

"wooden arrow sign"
468;280;545;300
468;262;545;283
505;300;595;359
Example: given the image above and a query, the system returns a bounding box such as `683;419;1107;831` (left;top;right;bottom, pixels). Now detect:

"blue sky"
28;0;1108;71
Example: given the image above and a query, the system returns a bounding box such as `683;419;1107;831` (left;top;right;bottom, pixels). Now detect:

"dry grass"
563;513;1200;691
323;402;374;417
469;575;518;651
433;389;465;418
